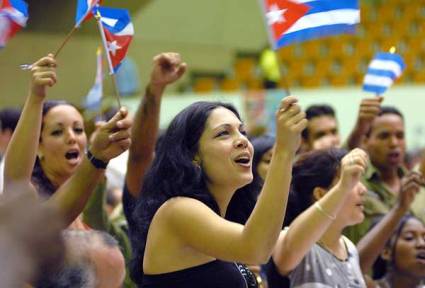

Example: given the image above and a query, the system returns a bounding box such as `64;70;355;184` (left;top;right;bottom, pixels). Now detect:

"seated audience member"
345;106;425;243
3;54;132;229
35;230;125;288
128;96;306;287
265;148;369;288
301;97;382;152
0;108;21;193
374;215;425;288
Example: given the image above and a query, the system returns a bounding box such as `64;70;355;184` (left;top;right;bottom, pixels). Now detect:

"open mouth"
65;150;80;161
388;151;401;161
416;251;425;261
234;153;251;167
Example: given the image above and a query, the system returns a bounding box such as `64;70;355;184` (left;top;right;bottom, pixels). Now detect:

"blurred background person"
35;229;125;288
346;107;425;243
0;107;21;193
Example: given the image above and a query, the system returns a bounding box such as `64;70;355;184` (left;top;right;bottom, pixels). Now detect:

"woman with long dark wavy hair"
128;96;307;287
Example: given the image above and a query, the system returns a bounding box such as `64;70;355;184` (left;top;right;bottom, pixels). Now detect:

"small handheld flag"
363;51;405;95
75;0;101;27
260;0;360;49
94;6;134;74
0;0;28;48
84;47;103;111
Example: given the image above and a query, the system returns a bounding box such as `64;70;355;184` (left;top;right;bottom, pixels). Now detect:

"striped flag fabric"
363;52;405;95
261;0;360;49
83;47;103;111
94;6;134;74
0;0;28;48
75;0;101;27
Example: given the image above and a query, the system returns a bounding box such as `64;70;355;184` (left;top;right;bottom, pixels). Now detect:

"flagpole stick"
279;67;291;95
94;11;122;109
53;26;78;58
257;0;291;96
111;73;122;108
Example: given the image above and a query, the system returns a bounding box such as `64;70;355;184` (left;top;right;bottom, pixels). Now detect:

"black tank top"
263;258;290;288
142;260;258;288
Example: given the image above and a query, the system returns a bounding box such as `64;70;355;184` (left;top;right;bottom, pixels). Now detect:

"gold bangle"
314;202;336;220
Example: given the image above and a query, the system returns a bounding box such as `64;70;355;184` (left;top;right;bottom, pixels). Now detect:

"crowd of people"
0;51;424;288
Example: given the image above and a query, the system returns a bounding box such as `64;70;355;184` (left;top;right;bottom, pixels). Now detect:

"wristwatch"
86;150;109;169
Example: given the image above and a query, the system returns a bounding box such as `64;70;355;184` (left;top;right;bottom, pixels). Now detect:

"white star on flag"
266;4;287;25
107;40;121;56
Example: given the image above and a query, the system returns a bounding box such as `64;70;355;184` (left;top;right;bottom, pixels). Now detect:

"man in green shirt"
345;106;424;243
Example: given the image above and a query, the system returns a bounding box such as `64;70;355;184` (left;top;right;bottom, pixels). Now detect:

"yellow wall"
0;0;269;108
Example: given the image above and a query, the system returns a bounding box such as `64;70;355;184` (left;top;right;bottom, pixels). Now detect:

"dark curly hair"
128;101;259;284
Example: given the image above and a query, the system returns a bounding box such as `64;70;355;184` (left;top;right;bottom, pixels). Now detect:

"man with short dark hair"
301;104;340;151
345;106;425;243
301;97;383;152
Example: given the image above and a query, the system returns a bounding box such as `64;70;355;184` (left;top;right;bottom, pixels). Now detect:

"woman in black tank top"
127;93;307;287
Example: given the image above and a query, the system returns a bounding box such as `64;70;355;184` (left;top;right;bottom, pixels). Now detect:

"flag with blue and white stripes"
363;52;405;95
271;0;360;48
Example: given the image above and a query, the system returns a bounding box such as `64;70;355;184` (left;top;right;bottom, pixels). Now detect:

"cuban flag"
260;0;360;49
75;0;101;27
84;47;103;111
0;0;28;48
94;6;134;74
363;52;405;95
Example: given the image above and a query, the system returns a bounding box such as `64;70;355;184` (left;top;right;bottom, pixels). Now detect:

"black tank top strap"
142;260;258;288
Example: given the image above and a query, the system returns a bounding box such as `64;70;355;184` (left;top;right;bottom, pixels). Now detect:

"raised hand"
355;96;383;134
397;172;424;212
149;52;187;89
89;107;132;163
30;53;57;98
275;96;307;155
338;148;369;191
